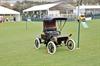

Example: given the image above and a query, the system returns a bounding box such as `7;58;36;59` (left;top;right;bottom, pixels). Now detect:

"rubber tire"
66;39;75;51
34;38;41;49
47;41;56;54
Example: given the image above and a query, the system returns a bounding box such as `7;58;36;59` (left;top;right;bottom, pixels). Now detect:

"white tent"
23;2;60;12
23;2;62;19
0;6;20;21
74;5;100;16
76;5;100;9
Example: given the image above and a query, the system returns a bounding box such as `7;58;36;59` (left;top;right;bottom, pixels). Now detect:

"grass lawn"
0;20;100;66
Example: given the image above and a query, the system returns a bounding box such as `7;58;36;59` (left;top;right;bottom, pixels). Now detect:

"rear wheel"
34;38;41;49
47;41;56;54
66;39;75;51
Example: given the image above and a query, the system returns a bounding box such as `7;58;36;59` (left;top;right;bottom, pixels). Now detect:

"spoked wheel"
47;41;56;54
34;38;41;49
66;39;76;51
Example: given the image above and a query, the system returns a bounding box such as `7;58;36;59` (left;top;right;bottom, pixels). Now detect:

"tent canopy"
76;5;100;9
23;2;60;12
0;6;20;14
0;6;20;21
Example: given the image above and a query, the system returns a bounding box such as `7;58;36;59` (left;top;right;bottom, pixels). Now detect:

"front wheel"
47;41;56;54
34;38;41;49
66;39;76;51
